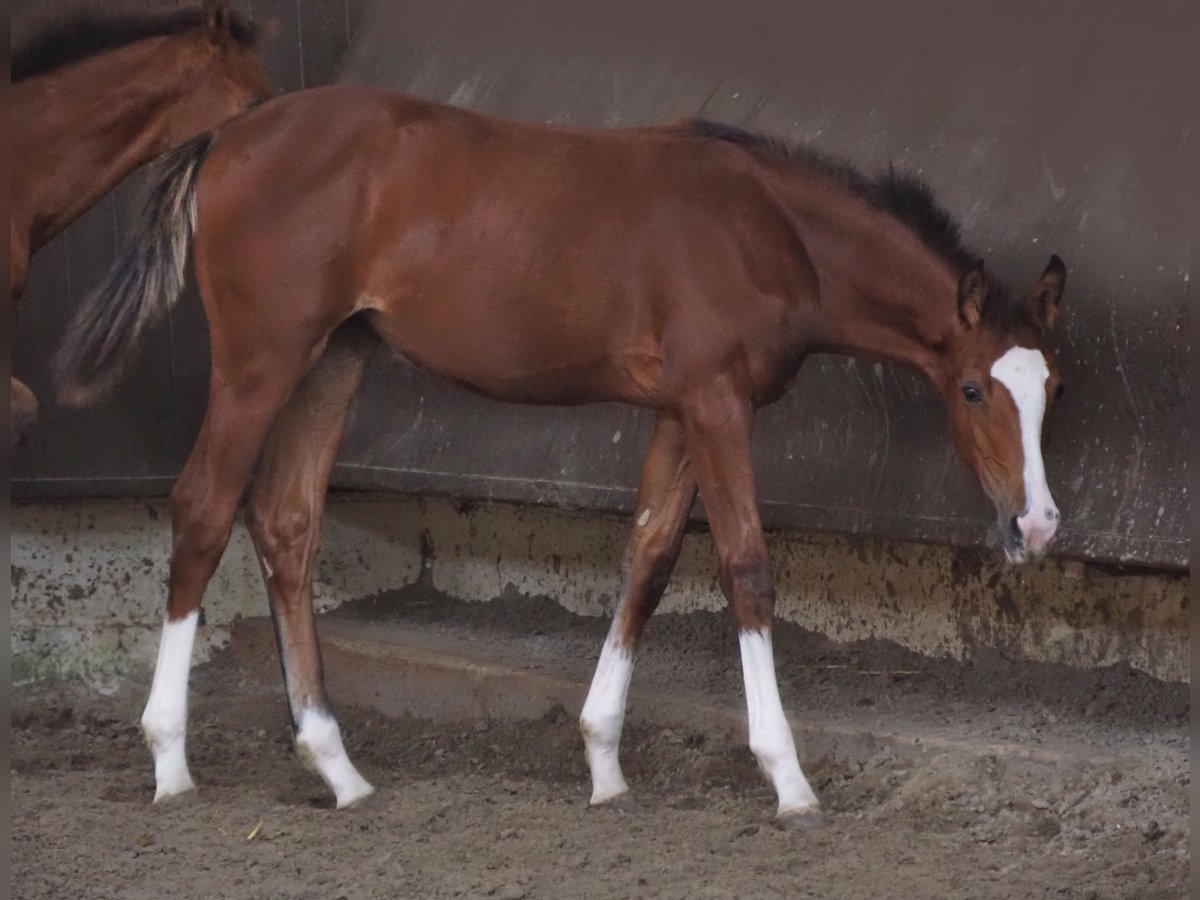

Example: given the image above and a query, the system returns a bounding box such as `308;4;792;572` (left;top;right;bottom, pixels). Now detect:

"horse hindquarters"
142;211;347;803
142;332;326;801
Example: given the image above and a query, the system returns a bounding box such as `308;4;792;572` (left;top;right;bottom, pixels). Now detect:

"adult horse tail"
53;131;216;407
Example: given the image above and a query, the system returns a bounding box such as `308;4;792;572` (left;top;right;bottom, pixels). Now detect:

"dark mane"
682;119;977;275
12;8;259;83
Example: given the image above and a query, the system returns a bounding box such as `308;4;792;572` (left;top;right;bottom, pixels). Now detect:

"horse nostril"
1045;508;1058;522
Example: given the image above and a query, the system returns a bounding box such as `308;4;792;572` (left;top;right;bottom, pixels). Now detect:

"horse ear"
957;259;987;330
1029;254;1066;331
203;0;232;33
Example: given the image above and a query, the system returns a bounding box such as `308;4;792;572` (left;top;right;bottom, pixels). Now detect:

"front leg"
580;414;696;807
681;381;823;828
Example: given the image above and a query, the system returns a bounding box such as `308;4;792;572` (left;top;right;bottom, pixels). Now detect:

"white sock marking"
141;612;199;802
991;346;1059;555
580;637;634;805
738;629;819;815
295;707;375;809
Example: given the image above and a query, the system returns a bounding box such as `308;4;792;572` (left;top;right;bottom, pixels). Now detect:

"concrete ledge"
13;494;1189;686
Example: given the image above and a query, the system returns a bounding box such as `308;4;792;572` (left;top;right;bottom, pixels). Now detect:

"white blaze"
738;629;819;815
142;612;199;802
580;637;635;805
990;346;1059;555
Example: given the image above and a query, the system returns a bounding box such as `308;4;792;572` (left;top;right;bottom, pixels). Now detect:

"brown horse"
9;0;269;447
55;85;1067;827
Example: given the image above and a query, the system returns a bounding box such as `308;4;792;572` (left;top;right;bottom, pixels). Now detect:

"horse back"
195;85;819;407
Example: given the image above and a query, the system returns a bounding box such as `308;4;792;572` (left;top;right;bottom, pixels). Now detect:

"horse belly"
364;285;643;405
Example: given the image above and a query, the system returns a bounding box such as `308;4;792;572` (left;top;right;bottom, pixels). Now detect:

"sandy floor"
12;596;1190;900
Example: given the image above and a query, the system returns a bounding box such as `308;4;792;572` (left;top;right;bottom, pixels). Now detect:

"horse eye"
962;383;984;404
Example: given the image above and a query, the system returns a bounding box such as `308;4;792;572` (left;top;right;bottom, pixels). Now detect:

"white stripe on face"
990;346;1059;556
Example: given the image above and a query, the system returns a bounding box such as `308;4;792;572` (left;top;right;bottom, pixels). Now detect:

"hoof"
152;782;197;805
776;807;826;831
592;792;642;814
335;782;378;811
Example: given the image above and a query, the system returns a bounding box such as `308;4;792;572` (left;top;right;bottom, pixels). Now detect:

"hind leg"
245;320;377;808
11;243;35;448
11;377;37;449
142;335;327;802
581;415;696;806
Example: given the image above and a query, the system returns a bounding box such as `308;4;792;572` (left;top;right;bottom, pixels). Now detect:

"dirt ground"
12;594;1190;900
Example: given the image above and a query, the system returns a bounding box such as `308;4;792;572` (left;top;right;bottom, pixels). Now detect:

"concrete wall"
11;495;1188;688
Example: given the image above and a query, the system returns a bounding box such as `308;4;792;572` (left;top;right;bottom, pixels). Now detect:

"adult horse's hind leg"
142;334;326;802
680;382;823;829
581;414;696;807
244;319;377;809
11;377;37;449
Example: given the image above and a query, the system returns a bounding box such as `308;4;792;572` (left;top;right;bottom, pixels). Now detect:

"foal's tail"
53;132;216;407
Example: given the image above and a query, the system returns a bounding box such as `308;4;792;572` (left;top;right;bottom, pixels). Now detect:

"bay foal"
56;86;1066;826
10;0;268;446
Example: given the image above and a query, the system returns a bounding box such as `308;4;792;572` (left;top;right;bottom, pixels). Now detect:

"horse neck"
14;37;217;252
776;171;959;384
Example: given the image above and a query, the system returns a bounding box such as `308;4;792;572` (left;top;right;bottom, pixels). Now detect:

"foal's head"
942;255;1067;563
